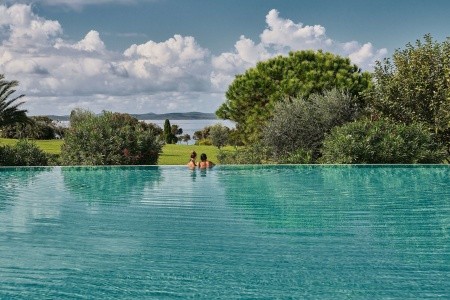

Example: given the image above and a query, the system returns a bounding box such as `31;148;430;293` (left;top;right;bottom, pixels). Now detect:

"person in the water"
198;153;214;169
187;151;197;169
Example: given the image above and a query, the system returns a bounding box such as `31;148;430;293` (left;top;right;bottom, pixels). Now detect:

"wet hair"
200;153;207;161
190;151;197;159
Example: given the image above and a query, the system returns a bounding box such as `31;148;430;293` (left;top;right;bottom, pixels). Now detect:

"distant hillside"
131;112;217;120
47;112;217;122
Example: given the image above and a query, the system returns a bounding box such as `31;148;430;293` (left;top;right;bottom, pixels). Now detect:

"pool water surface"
0;165;449;299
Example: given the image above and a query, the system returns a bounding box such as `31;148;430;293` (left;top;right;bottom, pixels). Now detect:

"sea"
57;119;235;145
144;119;235;144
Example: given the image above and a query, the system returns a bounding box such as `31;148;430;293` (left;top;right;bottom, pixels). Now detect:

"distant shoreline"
45;112;217;122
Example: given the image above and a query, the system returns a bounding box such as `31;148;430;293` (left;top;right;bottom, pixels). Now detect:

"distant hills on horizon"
46;112;218;122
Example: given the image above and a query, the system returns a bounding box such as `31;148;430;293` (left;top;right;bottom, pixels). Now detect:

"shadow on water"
61;166;162;204
0;167;53;211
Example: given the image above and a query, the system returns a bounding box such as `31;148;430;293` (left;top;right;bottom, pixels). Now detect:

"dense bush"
276;149;314;164
195;138;212;146
320;119;445;164
217;143;269;165
0;116;64;139
61;109;164;165
263;88;361;161
369;34;450;159
0;139;49;166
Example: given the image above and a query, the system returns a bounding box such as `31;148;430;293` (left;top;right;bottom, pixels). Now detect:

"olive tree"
263;88;361;162
209;124;230;149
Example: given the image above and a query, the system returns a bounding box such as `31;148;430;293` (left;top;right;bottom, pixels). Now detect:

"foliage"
181;134;191;144
227;128;245;147
171;124;183;135
195;138;212;146
369;34;450;158
320;118;445;164
217;143;269;165
163;119;178;144
0;74;30;128
263;88;361;161
276;148;314;164
0;139;49;166
209;124;230;149
193;126;211;141
216;50;371;142
61;109;163;165
0;116;62;139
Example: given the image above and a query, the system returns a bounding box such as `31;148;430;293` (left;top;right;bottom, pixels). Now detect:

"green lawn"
0;138;232;165
158;144;234;165
0;138;63;154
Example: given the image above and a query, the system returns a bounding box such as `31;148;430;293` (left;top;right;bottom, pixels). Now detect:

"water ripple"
0;165;449;299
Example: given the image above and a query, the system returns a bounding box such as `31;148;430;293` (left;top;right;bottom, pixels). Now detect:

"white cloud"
261;9;329;51
0;4;387;116
348;42;388;68
6;0;157;11
0;4;62;49
210;9;388;90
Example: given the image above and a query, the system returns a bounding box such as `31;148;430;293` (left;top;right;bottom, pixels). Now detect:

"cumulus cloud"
261;9;330;50
0;4;62;49
0;4;387;115
5;0;157;11
210;9;388;90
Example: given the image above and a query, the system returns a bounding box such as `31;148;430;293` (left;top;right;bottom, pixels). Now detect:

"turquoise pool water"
0;165;449;299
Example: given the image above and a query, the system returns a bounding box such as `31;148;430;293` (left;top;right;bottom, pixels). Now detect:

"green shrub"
195;138;212;146
277;148;314;164
263;88;361;161
0;116;59;139
61;109;163;165
320;119;446;164
0;139;49;166
217;144;269;164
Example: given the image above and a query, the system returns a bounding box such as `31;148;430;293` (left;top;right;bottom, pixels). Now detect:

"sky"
0;0;449;116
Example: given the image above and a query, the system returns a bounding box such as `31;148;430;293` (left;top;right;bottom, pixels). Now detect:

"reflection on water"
217;165;450;298
0;165;448;299
61;166;162;204
0;167;60;234
0;167;53;210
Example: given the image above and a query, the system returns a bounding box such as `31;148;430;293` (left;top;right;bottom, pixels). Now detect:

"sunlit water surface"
0;165;449;299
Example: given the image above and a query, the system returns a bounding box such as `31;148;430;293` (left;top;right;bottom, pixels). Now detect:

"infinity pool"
0;166;449;299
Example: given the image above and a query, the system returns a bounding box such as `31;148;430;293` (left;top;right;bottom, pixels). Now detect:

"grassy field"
0;138;231;165
0;138;63;155
158;144;234;165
